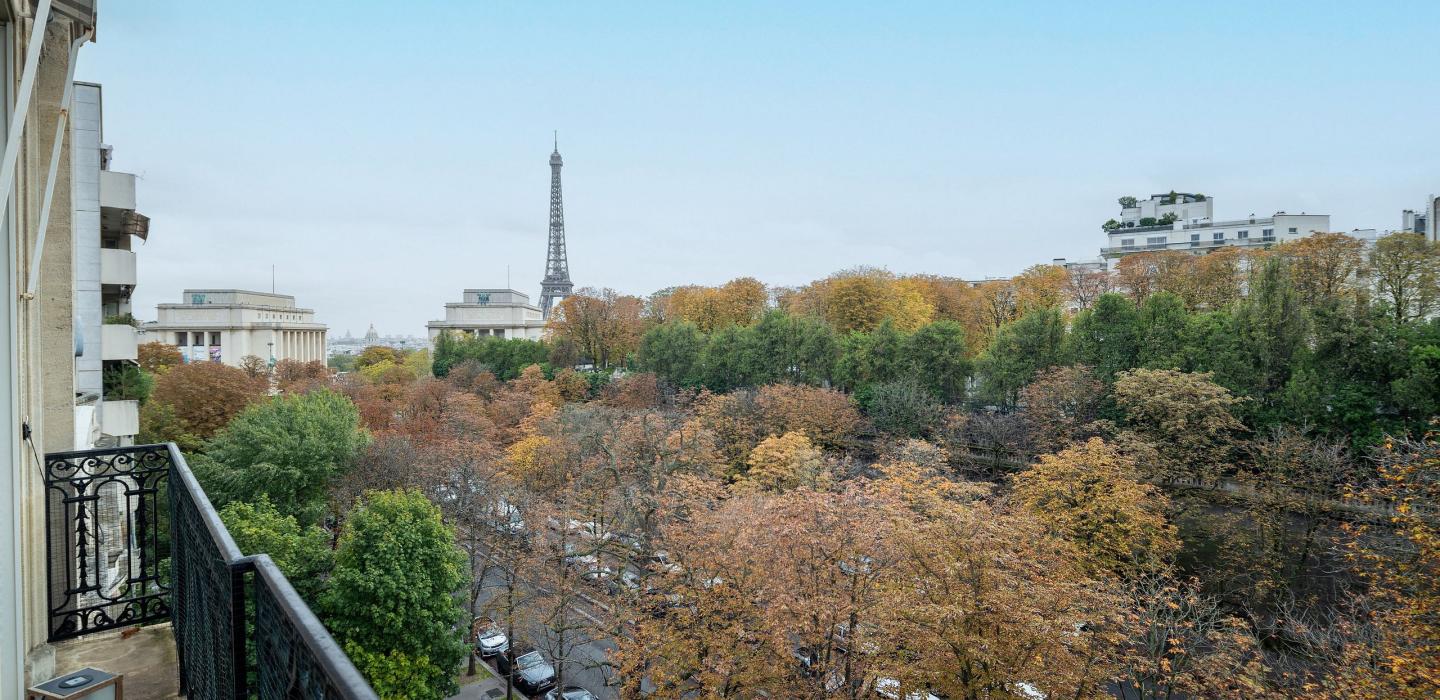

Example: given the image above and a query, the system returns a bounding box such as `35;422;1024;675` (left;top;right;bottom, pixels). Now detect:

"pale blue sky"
78;1;1440;336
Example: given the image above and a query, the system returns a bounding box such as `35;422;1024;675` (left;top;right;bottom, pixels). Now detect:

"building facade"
144;289;328;366
427;288;546;343
1;2;101;690
1401;194;1438;242
1101;193;1329;259
70;82;146;448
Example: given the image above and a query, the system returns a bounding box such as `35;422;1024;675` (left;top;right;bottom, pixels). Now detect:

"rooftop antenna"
553;130;558;151
271;264;275;293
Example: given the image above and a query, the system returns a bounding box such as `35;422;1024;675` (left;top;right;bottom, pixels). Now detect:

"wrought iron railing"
45;443;377;699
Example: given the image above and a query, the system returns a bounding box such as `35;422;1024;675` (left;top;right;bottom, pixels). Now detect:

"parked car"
872;677;942;700
544;687;599;700
474;624;509;658
579;565;616;587
605;569;643;596
496;646;558;695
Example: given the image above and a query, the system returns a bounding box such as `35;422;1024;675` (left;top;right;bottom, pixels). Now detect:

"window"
1146;236;1166;248
1120;238;1135;249
1237;230;1249;239
1262;228;1275;240
494;329;505;338
209;332;222;346
192;333;204;346
1190;233;1201;247
1213;231;1224;242
176;332;187;346
1288;227;1297;234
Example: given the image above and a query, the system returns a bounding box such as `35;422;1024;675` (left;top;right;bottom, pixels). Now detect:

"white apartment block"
1101;192;1329;259
427;289;546;343
71;82;148;448
1401;194;1437;242
144;289;328;366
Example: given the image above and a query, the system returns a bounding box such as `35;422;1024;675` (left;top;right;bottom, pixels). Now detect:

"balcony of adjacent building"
40;443;377;699
99;248;136;288
100;323;138;361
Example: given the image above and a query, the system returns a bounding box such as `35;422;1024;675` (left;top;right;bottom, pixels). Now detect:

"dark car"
496;646;557;695
545;687;599;700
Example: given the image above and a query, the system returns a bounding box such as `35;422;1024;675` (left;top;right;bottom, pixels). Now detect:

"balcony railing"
44;443;377;699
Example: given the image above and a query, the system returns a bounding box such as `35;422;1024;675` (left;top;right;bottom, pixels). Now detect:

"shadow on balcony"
52;623;180;698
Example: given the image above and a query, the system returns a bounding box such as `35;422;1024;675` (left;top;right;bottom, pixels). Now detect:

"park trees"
139;360;267;451
904;319;971;402
1011;438;1178;577
218;497;333;605
324;489;469;700
195;388;368;524
974;307;1066;407
1112;368;1246;482
1019;365;1108;454
548;287;647;368
1369;232;1440;322
1067;292;1140;384
137;341;183;375
1279;232;1368;306
655;277;768;332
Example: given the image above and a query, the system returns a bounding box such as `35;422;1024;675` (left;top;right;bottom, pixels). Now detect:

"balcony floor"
52;623;180;698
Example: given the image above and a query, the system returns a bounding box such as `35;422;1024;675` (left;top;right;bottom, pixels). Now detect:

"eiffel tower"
539;132;573;318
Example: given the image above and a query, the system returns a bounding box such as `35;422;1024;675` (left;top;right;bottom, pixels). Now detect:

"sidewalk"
449;663;526;700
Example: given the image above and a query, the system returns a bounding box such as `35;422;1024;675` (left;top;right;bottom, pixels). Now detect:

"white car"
872;677;942;700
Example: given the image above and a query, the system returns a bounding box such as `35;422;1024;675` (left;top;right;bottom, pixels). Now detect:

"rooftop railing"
44;443;377;699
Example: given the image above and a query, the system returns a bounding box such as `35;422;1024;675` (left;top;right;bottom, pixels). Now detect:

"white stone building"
70;82;148;447
1101;193;1329;259
144;290;328;366
427;289;546;343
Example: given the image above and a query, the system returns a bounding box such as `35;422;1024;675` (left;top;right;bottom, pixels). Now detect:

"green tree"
867;377;943;437
974;307;1066;407
196;389;368;524
1068;292;1140;383
904;320;971;402
218;497;333;605
1228;257;1307;424
835;320;907;393
639;320;706;387
750;310;839;385
1136;292;1189;370
701;324;762;391
325;490;468;700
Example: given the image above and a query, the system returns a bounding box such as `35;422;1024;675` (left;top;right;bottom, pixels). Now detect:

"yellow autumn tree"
1011;438;1178;576
1012;264;1068;314
734;432;827;494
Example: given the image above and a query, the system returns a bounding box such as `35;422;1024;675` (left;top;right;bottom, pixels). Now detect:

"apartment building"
144;289;329;366
1401;194;1438;242
1101;192;1329;259
2;1;99;690
427;288;547;343
70;82;147;448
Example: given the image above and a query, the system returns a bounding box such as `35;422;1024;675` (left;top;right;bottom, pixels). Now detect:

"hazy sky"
78;1;1440;336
